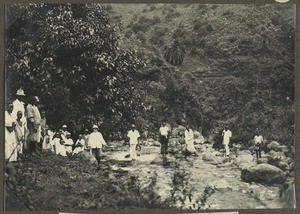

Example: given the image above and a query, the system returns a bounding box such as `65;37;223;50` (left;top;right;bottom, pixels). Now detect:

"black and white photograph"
4;2;296;212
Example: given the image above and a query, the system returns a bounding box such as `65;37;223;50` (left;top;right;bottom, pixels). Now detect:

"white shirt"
127;130;140;145
5;111;14;128
64;138;74;146
12;99;26;124
89;132;106;148
159;126;170;136
254;135;263;144
75;139;85;147
222;129;232;145
184;129;194;142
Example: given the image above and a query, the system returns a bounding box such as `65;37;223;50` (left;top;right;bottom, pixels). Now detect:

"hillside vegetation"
6;4;295;146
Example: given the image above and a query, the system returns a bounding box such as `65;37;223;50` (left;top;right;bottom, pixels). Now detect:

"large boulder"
150;155;171;166
267;141;280;151
277;145;289;153
207;179;230;190
241;164;287;184
267;150;291;171
202;152;225;165
233;153;254;168
75;151;97;165
256;157;269;164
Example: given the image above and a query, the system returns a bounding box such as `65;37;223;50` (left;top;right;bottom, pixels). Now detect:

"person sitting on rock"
184;125;198;158
42;125;52;151
64;132;74;156
72;134;85;155
254;131;264;160
127;124;140;160
52;131;67;156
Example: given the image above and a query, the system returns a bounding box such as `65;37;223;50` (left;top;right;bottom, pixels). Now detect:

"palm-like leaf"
164;40;186;66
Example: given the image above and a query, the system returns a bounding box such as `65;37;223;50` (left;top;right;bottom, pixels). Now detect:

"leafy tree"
6;3;145;136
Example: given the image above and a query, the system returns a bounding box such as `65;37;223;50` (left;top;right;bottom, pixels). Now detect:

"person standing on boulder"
254;131;264;160
127;124;140;160
159;121;170;155
89;125;106;165
222;126;232;156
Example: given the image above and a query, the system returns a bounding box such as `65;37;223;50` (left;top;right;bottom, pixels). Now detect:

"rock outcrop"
241;164;287;184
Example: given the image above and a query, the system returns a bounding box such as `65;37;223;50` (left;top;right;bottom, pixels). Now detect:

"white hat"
16;88;26;96
92;125;98;129
62;125;67;128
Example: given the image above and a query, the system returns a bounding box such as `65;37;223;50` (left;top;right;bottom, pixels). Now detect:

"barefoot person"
15;111;27;156
222;126;232;156
127;124;140;160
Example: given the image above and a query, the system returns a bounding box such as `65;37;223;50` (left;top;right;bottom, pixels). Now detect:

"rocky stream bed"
5;139;295;211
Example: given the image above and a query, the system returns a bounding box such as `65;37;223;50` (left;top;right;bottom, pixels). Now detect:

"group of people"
4;88;107;165
5;88;264;165
5;89;46;163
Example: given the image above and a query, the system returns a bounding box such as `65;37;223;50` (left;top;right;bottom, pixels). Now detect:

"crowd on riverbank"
5;88;266;165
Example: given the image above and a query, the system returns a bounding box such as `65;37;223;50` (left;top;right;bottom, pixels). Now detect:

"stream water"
105;144;284;210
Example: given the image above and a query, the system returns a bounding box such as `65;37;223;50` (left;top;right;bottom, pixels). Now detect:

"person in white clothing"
72;134;85;155
5;103;18;162
127;124;140;160
64;132;74;156
53;132;67;156
254;131;264;160
12;88;27;125
159;121;170;155
184;125;198;158
89;125;106;164
222;126;232;156
62;125;68;137
15;111;27;155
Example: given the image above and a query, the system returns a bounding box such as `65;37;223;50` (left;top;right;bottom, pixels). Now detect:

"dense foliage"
117;4;295;145
6;4;145;136
6;4;295;146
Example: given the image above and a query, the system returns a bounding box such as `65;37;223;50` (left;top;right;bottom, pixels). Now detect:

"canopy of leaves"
6;3;145;135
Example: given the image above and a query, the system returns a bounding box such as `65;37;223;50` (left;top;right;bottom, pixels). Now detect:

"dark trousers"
255;144;261;159
91;148;101;164
160;136;168;155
